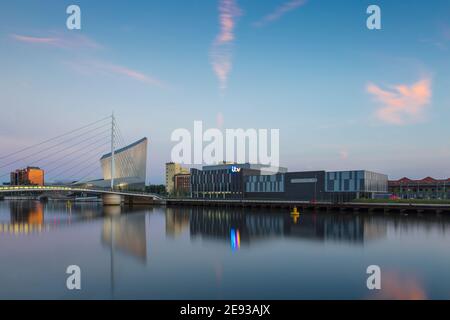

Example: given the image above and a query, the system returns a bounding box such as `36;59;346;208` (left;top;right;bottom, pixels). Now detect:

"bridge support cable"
113;130;137;179
0;116;112;185
50;150;110;184
32;134;111;172
0;116;111;161
44;140;111;179
114;120;139;178
0;123;111;172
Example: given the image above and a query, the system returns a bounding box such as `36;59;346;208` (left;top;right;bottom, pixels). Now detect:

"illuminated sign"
231;166;241;173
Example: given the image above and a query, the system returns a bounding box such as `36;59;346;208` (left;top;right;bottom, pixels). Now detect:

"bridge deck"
0;186;164;200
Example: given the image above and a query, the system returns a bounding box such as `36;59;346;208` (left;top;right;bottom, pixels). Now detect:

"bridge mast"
110;113;115;190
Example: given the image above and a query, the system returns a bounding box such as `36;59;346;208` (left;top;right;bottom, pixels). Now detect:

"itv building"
191;163;387;202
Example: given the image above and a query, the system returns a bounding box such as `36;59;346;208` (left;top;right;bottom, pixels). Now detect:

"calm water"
0;200;450;300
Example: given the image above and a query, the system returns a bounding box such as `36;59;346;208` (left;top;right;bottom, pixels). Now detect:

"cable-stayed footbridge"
0;115;163;205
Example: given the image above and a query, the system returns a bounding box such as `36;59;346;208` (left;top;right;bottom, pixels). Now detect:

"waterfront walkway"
165;198;450;214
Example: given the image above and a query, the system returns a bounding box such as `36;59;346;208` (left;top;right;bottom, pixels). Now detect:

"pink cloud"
11;34;58;44
210;0;242;91
10;33;102;50
66;60;165;88
367;78;432;125
216;112;224;128
102;63;164;87
339;150;349;160
11;32;165;89
253;0;308;27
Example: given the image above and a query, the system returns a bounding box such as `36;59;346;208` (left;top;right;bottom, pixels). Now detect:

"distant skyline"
1;0;450;184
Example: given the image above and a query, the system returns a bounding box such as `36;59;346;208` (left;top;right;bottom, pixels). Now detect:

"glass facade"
191;168;246;199
191;164;287;199
191;167;388;202
245;174;285;193
325;170;387;193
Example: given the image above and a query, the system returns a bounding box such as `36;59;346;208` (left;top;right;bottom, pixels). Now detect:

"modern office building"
325;170;388;202
80;138;148;190
191;164;388;202
245;170;387;202
174;173;191;195
245;173;285;199
191;163;288;199
284;171;327;201
166;162;189;194
389;177;450;200
245;171;326;201
10;167;45;186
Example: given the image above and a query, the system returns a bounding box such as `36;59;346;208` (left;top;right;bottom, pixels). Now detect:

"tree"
145;184;167;196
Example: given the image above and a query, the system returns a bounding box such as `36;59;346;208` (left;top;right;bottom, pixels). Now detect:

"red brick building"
174;173;191;196
389;177;450;200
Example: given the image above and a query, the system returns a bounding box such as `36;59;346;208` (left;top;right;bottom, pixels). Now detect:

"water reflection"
1;201;450;299
10;201;44;226
2;202;450;246
165;207;189;238
368;271;427;300
102;214;148;262
0;201;102;235
182;207;389;246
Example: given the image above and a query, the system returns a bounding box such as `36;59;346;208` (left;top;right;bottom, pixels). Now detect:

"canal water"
0;200;450;300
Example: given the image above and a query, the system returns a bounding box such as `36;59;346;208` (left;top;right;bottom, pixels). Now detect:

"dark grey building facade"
191;163;287;199
245;171;327;201
284;171;327;201
192;164;388;203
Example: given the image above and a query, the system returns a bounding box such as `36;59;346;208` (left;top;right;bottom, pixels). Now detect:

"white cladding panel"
100;138;147;183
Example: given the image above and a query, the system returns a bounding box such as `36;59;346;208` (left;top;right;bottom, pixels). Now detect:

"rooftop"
100;137;147;160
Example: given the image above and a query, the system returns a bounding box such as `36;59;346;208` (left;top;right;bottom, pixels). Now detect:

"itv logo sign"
231;166;241;173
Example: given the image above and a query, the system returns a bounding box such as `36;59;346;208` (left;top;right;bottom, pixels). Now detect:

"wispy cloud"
253;0;308;28
441;23;450;41
11;32;164;88
367;78;432;125
10;33;102;50
11;34;58;44
420;23;450;50
210;0;242;91
66;60;166;88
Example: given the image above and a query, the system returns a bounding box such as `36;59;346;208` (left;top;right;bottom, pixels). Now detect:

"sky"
0;0;450;184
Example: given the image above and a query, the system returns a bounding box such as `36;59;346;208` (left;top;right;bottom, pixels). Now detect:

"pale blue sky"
0;0;449;183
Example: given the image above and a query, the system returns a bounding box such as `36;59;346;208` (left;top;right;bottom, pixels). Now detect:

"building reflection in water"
1;201;45;235
11;201;44;225
164;207;391;247
165;207;190;238
115;207;450;253
101;209;148;263
0;201;102;235
286;214;388;244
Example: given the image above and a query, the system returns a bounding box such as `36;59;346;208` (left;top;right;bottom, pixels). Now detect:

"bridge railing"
0;185;166;199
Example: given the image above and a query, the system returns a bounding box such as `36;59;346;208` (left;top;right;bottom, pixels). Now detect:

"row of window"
245;181;284;193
